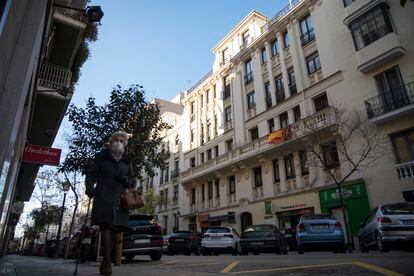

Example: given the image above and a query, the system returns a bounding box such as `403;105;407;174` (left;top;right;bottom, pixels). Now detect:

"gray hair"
108;131;130;146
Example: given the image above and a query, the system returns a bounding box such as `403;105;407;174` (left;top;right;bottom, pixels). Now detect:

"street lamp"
53;181;71;258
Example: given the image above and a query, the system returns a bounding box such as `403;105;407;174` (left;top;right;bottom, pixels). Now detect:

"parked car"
359;203;414;252
167;231;202;255
201;226;240;255
122;214;163;261
296;213;345;254
162;235;170;253
240;224;288;255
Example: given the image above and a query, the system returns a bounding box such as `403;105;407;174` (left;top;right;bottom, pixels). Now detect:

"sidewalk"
0;255;209;276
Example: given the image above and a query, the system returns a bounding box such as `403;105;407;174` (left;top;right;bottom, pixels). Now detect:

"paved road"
1;251;413;275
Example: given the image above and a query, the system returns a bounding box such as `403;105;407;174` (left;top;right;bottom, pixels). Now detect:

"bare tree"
295;106;390;250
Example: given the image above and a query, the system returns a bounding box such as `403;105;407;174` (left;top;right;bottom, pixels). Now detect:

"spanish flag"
268;128;284;144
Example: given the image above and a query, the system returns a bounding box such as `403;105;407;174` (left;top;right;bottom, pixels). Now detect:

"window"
273;159;280;182
191;188;196;204
268;118;275;133
300;14;315;46
207;149;212;161
200;94;204;107
223;75;231;99
190;129;194;143
159;169;164;185
306;52;321;75
375;65;406;107
215;179;220;197
242;31;250;47
200;152;205;163
349;4;394;50
321;142;340;169
390;128;414;164
253;167;263;187
275;74;285;103
200;125;204;145
288;67;297;95
229;175;236;194
314;93;329;112
202;184;205;201
279;112;289;129
250;127;259;141
208;181;213;199
284;154;295;180
271;39;279;56
264;82;272;109
214;115;218;136
173;185;179;200
225;106;232;122
247;91;256;110
215;145;219;157
245;59;253;84
293;106;301;122
226;139;233;152
300;150;309;175
261;48;268;63
165;164;170;183
190;101;195;114
190;157;196;168
206;123;211;141
222;47;229;63
206;90;209;104
283;31;289;48
343;0;355;7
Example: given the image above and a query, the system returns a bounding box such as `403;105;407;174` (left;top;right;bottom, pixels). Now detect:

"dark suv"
122;214;163;261
167;231;202;255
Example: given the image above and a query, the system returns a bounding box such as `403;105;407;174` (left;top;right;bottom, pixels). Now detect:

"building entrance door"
240;212;252;232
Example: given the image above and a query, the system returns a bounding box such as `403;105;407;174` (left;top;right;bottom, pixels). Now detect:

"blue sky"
71;0;288;106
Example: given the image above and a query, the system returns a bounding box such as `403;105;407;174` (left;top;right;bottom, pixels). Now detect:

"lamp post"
54;181;71;258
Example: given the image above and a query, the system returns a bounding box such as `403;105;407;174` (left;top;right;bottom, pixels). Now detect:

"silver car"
359;203;414;252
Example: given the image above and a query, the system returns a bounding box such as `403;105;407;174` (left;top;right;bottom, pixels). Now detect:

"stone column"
251;50;266;113
293;151;303;189
289;18;308;92
278;157;287;192
276;32;290;99
264;41;276;106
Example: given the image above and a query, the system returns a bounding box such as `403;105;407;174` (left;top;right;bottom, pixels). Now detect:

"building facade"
149;0;414;244
0;0;99;256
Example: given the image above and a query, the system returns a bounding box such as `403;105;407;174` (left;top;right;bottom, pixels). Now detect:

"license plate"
312;224;329;230
402;220;414;225
251;242;264;246
211;236;221;240
134;239;150;244
175;238;184;242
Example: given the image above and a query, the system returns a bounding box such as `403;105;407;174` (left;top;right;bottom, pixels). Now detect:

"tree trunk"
337;183;353;252
64;195;78;259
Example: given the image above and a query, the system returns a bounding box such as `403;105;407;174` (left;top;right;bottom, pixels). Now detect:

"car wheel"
376;231;389;252
232;244;238;256
150;251;162;261
195;245;201;256
125;254;134;262
359;237;369;253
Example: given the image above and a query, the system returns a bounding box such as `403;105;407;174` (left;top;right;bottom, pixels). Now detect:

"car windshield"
381;204;414;215
206;227;230;233
244;225;273;232
301;214;335;220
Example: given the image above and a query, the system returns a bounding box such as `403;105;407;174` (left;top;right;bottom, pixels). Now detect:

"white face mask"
111;141;125;154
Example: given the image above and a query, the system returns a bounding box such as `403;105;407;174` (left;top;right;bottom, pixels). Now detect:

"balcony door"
375;66;406;110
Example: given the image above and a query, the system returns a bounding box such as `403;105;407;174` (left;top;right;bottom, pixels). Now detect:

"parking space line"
155;260;177;267
227;262;353;274
353;261;404;276
161;262;229;268
221;262;239;273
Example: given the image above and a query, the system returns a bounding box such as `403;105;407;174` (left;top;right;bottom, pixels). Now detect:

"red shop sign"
21;144;61;166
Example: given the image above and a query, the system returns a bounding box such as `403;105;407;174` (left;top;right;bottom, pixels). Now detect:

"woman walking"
85;131;135;275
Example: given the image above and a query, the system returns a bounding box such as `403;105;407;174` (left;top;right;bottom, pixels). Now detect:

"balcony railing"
54;5;88;23
182;107;335;181
261;0;303;32
244;72;254;84
300;29;315;46
275;90;286;103
396;161;414;180
38;63;72;89
289;84;297;96
365;82;414;119
223;86;231;100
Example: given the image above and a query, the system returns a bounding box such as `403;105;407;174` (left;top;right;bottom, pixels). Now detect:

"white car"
201;226;240;255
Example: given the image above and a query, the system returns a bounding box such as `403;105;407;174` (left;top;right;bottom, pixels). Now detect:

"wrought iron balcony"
171;168;180;179
365;82;414;120
300;29;315;46
38;63;72;89
261;0;304;32
244;72;254;84
275;89;286;103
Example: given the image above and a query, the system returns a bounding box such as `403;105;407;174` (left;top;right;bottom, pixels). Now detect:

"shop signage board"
319;182;367;203
264;201;273;219
21;144;61;166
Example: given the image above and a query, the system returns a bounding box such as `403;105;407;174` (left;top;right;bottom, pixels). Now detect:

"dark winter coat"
85;149;136;228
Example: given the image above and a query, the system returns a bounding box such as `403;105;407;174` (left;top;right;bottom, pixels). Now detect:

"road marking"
162;262;229;268
155;260;176;267
227;262;353;274
221;262;240;273
354;261;404;276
